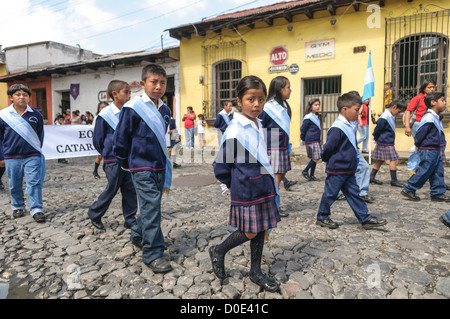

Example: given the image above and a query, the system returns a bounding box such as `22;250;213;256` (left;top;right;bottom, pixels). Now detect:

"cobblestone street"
0;152;449;300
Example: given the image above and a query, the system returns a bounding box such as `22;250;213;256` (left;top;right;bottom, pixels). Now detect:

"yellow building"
0;53;7;109
168;0;450;152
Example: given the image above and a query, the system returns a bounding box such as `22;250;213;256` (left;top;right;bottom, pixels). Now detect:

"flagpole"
368;99;372;165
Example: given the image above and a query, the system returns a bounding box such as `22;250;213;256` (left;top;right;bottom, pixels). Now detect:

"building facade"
168;0;450;151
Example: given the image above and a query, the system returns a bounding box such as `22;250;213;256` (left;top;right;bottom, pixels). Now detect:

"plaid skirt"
371;144;399;161
267;149;291;173
306;142;322;160
229;200;280;233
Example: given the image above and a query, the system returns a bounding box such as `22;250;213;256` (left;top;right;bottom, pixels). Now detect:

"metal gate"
303;76;341;142
384;9;450;103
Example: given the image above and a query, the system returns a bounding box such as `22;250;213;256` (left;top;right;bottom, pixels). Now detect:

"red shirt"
359;103;368;126
407;93;427;122
183;112;196;128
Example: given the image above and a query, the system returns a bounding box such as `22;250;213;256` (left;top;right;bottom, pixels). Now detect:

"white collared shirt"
9;104;34;116
234;112;265;142
142;93;164;109
109;102;121;115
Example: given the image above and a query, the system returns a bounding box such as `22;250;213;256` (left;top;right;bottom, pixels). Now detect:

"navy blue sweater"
258;110;289;150
214;138;277;206
113;99;171;172
93;113;118;162
321;127;358;175
0;106;44;159
372;118;395;145
415;121;446;150
213;112;233;133
300;117;321;143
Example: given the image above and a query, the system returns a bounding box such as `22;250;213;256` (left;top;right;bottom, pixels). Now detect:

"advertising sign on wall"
305;39;335;61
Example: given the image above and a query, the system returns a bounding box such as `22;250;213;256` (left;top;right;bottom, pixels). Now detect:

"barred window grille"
385;9;450;103
201;39;247;118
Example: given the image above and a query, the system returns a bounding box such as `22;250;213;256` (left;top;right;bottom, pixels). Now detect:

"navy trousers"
130;170;166;264
88;161;137;228
317;174;372;224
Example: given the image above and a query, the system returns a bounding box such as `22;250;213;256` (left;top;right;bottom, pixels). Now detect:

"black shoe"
316;218;339;229
309;176;319;181
93;171;100;179
131;240;143;249
90;219;105;230
278;209;289;218
401;190;420;201
431;194;450;202
360;194;375;203
362;217;387;230
302;171;312;181
146;256;172;273
284;180;297;191
209;245;226;280
370;178;383;185
173;163;181;168
361;150;369;154
440;216;450;228
32;212;45;223
13;209;25;218
337;194;346;201
390;180;403;187
250;273;279;293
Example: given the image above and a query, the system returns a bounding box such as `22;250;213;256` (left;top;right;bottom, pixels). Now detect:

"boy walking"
113;64;172;273
316;93;387;230
0;84;46;223
88;80;137;230
401;92;449;201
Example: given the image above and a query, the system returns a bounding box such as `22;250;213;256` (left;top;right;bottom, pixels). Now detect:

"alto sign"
270;46;288;65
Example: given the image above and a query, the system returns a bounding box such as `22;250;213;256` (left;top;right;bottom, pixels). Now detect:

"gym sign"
305;39;335;61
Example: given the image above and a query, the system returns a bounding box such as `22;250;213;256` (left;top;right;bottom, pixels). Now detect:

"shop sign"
305;39;335;61
129;80;142;93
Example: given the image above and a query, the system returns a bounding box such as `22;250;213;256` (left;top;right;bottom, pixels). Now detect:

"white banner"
42;125;99;160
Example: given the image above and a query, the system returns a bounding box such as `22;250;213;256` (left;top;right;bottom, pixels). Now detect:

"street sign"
270;46;288;65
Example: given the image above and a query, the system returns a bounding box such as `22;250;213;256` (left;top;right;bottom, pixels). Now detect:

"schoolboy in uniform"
402;92;449;201
0;84;45;223
316;93;387;230
88;80;137;230
113;64;172;273
214;100;233;144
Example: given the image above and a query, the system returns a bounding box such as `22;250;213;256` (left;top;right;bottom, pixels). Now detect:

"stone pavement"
0;152;449;300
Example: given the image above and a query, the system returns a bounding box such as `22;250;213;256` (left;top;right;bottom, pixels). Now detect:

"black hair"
222;100;233;107
187;106;193;111
385;82;393;88
347;90;361;98
305;98;320;115
107;80;129;101
419;79;436;94
141;63;167;81
57;115;65;120
7;84;31;97
268;76;289;105
236;75;267;100
386;99;407;111
424;92;445;109
198;114;204;119
337;93;362;111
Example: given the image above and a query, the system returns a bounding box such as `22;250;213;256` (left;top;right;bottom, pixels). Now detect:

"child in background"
211;75;280;292
93;101;108;179
370;100;407;187
317;93;387;230
56;115;68;164
300;98;321;181
384;82;393;106
402;92;449;202
196;114;206;149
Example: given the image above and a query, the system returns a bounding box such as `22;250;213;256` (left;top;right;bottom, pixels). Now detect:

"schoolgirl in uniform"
300;99;322;181
370;100;407;187
210;75;280;292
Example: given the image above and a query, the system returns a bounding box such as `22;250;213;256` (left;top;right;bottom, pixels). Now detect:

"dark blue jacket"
373;118;395;145
113;99;171;172
300;117;321;143
415;121;446;150
258;110;289;150
0;106;44;159
93;114;117;162
214;112;233;133
321;127;358;175
214;124;277;206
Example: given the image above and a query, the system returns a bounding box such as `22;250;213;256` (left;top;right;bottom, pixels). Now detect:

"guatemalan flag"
362;51;375;102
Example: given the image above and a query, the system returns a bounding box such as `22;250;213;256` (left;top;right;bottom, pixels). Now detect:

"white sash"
0;106;42;154
124;96;172;191
379;109;396;132
263;99;290;137
98;104;119;130
304;113;321;130
330;117;358;152
418;111;444;133
218;109;231;126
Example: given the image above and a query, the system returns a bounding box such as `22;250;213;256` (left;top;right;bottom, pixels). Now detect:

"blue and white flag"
362;51;375;102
